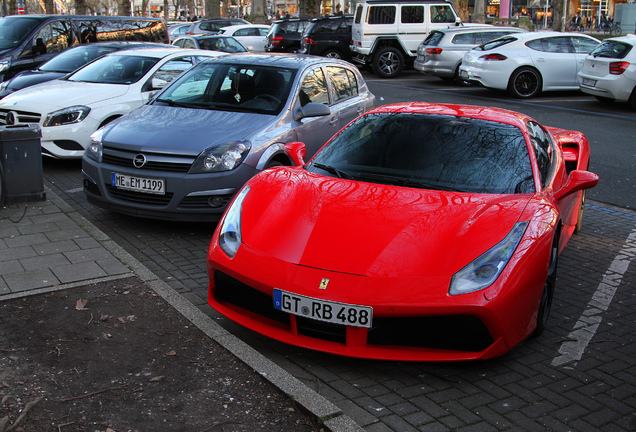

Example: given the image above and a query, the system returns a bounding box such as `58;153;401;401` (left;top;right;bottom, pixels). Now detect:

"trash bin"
0;124;45;204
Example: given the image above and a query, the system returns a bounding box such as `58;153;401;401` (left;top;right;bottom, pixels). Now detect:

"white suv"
350;0;461;78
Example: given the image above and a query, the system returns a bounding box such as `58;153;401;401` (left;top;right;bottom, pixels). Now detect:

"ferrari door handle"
330;117;338;126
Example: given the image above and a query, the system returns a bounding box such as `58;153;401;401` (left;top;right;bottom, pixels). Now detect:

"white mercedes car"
0;47;224;159
459;32;600;98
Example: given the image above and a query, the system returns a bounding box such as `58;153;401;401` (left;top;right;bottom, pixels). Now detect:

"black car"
0;41;173;99
0;15;169;82
265;18;312;53
299;15;353;61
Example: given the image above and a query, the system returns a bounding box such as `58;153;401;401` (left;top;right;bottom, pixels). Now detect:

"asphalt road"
362;69;636;210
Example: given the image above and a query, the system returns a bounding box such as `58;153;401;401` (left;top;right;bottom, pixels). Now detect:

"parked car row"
0;10;607;364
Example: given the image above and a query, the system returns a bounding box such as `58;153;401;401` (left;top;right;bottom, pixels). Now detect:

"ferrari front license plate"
111;173;165;195
273;289;372;328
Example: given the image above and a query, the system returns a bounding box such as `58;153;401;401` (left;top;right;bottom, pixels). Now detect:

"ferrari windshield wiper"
357;172;462;192
312;162;353;179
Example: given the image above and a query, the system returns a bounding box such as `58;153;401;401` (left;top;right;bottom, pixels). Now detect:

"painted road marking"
552;228;636;367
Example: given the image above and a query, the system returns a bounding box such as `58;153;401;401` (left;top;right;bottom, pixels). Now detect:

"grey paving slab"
52;261;109;284
20;252;71;271
3;268;60;292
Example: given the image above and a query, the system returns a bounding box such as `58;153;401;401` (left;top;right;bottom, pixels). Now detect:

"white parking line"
552;228;636;367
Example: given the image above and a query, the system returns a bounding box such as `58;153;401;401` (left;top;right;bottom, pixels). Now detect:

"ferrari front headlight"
449;221;528;296
44;105;91;127
218;186;250;258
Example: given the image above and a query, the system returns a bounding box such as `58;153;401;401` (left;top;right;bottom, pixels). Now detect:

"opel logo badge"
133;154;147;168
5;111;17;125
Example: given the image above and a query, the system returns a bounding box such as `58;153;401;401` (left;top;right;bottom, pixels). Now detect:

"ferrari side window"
527;121;555;188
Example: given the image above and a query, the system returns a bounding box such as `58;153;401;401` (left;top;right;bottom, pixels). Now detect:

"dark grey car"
82;53;376;221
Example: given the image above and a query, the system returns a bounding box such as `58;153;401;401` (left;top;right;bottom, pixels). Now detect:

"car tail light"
271;36;283;46
304;37;316;45
479;53;507;61
426;48;443;54
609;61;630;75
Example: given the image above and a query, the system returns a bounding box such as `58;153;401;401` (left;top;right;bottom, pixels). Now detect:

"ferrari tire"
534;236;558;337
508;67;542;98
372;47;404;79
574;190;586;234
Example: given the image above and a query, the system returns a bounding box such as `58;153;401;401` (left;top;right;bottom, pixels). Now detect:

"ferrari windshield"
154;62;296;115
308;112;535;194
67;54;159;84
40;46;119;73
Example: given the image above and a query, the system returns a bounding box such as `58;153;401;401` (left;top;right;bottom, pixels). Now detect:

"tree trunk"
75;0;88;14
142;0;150;15
472;0;485;23
552;0;563;31
299;0;320;18
44;0;54;13
204;0;220;18
120;0;131;16
453;0;468;22
164;0;169;19
249;0;268;23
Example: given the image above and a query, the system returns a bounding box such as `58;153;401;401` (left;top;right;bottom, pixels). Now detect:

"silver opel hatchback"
414;25;525;81
82;53;376;222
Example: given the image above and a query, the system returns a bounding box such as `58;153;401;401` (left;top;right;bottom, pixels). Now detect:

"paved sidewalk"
0;190;362;432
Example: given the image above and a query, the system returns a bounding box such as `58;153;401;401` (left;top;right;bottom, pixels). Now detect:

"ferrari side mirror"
285;141;306;166
554;170;599;201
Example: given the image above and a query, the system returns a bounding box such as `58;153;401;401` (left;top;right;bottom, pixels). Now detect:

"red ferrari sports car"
207;102;599;361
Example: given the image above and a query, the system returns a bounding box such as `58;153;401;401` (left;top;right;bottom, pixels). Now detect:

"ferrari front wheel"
534;237;558;336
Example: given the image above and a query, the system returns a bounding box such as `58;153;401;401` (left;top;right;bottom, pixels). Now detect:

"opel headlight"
449;222;528;296
44;105;91;127
85;128;103;163
190;141;251;174
218;186;250;258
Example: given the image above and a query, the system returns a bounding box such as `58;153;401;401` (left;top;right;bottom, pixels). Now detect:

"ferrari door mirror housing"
285;141;306;166
554;170;599;201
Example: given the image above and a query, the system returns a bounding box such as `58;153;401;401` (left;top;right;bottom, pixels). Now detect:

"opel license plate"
112;173;165;195
273;289;372;328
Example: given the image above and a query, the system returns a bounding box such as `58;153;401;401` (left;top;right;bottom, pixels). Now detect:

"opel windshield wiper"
155;99;204;109
312;163;353;179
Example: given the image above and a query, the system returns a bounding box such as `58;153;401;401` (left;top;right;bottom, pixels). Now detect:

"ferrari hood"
102;105;277;155
240;168;532;278
0;80;129;112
